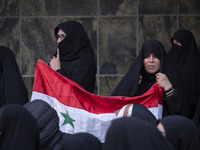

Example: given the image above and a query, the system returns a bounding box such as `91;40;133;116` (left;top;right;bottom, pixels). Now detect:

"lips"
147;65;155;69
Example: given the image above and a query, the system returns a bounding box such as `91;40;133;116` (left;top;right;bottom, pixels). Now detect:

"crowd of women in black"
0;20;199;150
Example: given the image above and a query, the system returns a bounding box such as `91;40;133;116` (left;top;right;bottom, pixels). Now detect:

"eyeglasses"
56;34;66;41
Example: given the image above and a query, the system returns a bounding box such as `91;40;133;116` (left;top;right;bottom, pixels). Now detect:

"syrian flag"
31;60;163;142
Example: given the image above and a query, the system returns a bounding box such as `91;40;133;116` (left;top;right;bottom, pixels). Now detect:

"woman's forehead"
57;29;66;35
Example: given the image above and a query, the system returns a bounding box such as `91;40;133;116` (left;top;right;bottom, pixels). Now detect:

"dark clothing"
64;132;102;150
162;87;182;117
111;39;182;117
54;21;96;93
159;115;200;150
23;100;71;150
0;104;39;150
0;46;28;106
165;29;200;119
131;103;158;125
193;99;200;142
103;117;173;150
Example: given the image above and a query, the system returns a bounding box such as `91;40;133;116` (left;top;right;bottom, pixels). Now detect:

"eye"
145;55;150;59
56;34;66;40
61;35;66;39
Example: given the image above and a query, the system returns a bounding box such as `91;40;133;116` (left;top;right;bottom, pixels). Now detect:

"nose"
57;38;62;44
149;56;154;62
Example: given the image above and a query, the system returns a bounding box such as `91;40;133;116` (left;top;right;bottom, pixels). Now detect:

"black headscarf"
159;115;200;150
103;117;173;150
165;29;200;119
0;46;28;106
54;21;96;93
112;39;166;97
131;103;158;125
0;104;39;150
64;132;102;150
23;100;71;150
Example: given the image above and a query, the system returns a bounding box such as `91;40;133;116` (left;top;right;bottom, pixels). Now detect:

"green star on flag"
60;110;75;128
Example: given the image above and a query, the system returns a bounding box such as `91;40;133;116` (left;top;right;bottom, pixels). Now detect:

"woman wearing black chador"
49;21;96;93
165;29;200;120
112;39;182;117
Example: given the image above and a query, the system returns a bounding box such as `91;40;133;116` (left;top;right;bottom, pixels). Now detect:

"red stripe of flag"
33;60;163;114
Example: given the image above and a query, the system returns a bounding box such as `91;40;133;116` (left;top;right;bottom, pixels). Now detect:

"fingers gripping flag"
31;60;163;142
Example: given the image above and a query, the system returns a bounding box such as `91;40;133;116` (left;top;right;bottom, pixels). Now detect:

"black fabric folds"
0;46;28;106
0;104;39;150
103;117;173;150
159;115;200;150
111;39;166;97
165;29;200;119
24;100;71;150
131;103;158;125
64;132;102;150
54;21;96;93
193;99;200;141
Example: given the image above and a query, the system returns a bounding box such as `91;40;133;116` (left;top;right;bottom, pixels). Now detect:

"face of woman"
57;29;67;44
143;53;160;74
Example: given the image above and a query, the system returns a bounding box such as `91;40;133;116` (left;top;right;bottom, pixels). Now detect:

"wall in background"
0;0;200;99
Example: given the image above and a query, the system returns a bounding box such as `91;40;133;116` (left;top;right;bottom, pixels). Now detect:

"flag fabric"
31;60;163;142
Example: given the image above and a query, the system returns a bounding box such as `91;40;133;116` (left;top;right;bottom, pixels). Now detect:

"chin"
147;70;157;74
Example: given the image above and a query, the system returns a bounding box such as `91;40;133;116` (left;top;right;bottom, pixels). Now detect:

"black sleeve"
162;88;183;117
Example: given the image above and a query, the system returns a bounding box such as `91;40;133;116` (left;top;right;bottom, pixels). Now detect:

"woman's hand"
155;72;172;91
49;49;61;71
